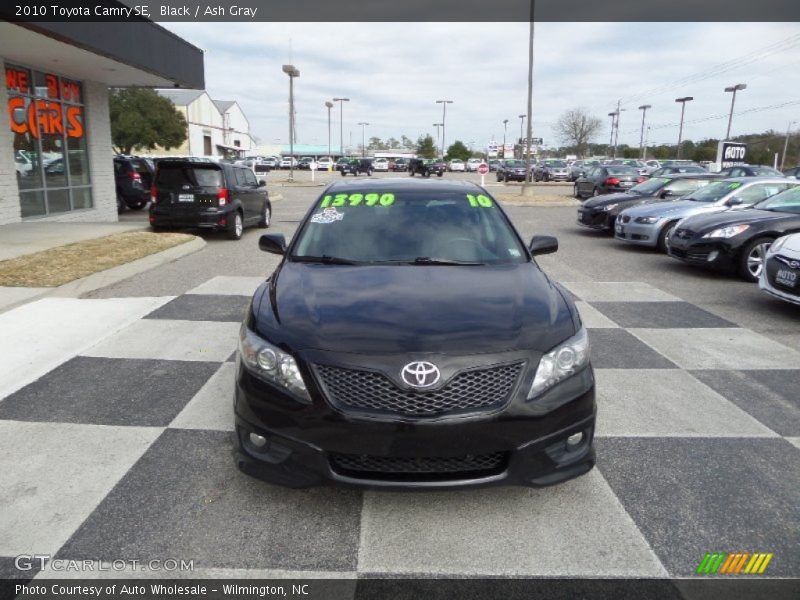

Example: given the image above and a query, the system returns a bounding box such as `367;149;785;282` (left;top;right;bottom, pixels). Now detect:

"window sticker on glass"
310;207;344;224
319;192;395;207
466;193;494;207
728;182;742;189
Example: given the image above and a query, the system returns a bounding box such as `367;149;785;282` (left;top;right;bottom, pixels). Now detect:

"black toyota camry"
667;184;800;282
234;178;595;489
577;173;722;233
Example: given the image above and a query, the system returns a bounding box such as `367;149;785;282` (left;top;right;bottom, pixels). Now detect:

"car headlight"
528;327;590;399
635;216;660;224
238;325;311;401
603;203;618;211
701;224;750;239
768;236;787;254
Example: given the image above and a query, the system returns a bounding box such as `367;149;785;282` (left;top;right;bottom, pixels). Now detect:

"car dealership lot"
1;182;798;582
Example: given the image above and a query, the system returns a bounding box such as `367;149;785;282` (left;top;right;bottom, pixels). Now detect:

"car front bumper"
233;360;596;490
759;257;800;305
577;207;612;231
667;236;738;271
613;219;662;247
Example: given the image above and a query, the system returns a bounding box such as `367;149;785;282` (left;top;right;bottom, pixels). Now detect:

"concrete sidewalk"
0;221;147;261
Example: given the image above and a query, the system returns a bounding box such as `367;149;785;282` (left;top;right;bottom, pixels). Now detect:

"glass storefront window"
6;64;92;217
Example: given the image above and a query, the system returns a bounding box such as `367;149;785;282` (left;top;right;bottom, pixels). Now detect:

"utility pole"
782;121;796;170
643;125;651;161
282;64;300;182
436;100;453;157
612;100;625;159
638;104;651;159
521;1;535;196
502;119;508;157
724;83;746;139
608;112;616;156
675;96;693;159
357;122;369;158
332;97;350;158
325;101;333;162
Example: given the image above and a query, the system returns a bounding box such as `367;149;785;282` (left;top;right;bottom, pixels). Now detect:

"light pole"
613;107;626;158
781;121;796;170
325;101;333;163
502;119;508;157
724;83;746;139
518;114;526;143
521;6;535;195
358;122;369;158
433;123;443;146
436;100;453;157
638;104;651;159
675;96;693;159
608;112;617;156
332;97;349;157
282;64;300;182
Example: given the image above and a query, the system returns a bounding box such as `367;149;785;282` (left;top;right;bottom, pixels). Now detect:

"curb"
0;236;206;313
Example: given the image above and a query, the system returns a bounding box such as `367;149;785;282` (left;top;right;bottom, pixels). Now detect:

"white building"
154;90;253;159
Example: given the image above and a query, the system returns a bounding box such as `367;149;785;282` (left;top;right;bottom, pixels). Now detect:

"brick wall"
0;58;22;225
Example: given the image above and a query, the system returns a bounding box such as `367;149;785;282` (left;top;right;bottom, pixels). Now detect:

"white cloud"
163;21;800;151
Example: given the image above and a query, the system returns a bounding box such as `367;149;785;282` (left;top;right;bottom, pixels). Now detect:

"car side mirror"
529;235;558;256
259;233;287;255
726;196;743;207
258;180;267;187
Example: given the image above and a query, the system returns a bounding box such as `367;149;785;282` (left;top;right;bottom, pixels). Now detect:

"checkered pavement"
0;277;798;580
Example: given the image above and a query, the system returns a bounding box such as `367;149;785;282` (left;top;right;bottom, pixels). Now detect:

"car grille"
669;247;709;262
673;228;694;240
315;363;522;417
330;451;507;479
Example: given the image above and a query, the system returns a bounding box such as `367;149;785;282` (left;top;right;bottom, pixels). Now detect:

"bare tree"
555;108;602;157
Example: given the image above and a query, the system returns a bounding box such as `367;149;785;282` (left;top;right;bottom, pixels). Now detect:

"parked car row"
575;172;800;306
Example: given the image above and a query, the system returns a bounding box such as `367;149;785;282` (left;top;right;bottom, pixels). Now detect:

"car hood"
622;199;719;219
780;233;800;252
583;191;644;209
678;209;792;233
254;262;576;355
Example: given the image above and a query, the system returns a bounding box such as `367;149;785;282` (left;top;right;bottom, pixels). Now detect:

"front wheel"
657;221;677;252
258;204;271;228
117;194;125;213
227;211;243;240
437;172;443;177
341;171;346;177
739;237;773;282
573;185;582;199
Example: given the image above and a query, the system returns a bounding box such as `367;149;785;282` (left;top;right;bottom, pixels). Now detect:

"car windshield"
606;166;638;175
505;160;525;167
292;189;527;265
547;161;567;168
629;177;670;194
752;167;784;176
684;180;742;203
754;186;800;213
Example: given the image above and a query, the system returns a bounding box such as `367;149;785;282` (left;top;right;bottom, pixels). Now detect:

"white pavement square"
0;297;173;400
83;319;240;363
786;437;800;451
186;276;266;297
561;282;680;303
574;301;619;328
357;469;666;576
594;369;779;437
0;421;161;556
169;362;236;431
629;328;800;370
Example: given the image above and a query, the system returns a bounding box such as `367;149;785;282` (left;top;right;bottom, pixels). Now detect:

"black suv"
340;158;373;176
408;158;445;177
496;159;529;182
149;160;271;240
114;155;154;212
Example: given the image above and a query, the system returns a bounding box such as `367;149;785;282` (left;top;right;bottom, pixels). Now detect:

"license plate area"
178;194;194;202
775;268;798;288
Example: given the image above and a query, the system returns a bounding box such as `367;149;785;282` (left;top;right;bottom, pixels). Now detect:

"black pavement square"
587;328;678;369
590;302;737;329
596;437;800;577
144;294;250;322
56;429;363;571
690;370;800;437
0;357;220;427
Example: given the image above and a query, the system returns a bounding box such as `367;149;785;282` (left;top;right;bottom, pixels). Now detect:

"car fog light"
257;348;278;371
249;433;268;448
566;432;584;448
707;251;719;262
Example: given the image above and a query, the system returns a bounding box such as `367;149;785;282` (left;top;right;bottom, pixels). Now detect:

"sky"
162;22;800;152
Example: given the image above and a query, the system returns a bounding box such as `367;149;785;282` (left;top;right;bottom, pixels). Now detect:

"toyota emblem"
401;361;440;388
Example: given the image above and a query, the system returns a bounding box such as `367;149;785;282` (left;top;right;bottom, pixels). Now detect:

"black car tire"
573;185;582;199
409;170;415;177
116;194;125;213
258;204;271;229
437;172;443;177
227;211;244;241
424;171;431;178
657;221;678;253
739;236;774;283
127;200;147;210
341;171;346;177
544;173;550;182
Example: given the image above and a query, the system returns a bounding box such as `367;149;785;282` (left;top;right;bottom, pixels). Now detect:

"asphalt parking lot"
1;176;798;583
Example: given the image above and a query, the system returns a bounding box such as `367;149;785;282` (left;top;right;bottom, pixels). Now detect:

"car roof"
720;176;790;184
326;177;482;194
660;173;722;180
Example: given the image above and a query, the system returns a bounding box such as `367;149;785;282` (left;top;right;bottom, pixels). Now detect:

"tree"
416;134;437;159
367;136;386;151
109;88;187;155
386;137;400;150
401;135;416;151
445;140;471;161
554;107;603;157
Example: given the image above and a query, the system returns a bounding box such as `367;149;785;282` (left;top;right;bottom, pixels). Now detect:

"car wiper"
409;257;485;266
290;255;361;265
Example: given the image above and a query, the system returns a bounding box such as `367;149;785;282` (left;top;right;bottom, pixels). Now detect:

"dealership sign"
716;141;747;169
6;66;85;139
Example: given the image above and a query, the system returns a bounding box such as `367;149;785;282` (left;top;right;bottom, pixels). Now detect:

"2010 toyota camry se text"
233;178;596;489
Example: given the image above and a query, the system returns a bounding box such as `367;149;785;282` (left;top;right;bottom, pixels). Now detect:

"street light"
608;111;617;156
358;122;369;158
282;64;300;182
325;101;333;163
332;97;350;157
724;83;746;139
638;104;652;159
436;100;453;157
613;108;627;158
502;119;508;157
782;120;797;170
433;123;443;145
675;96;693;159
